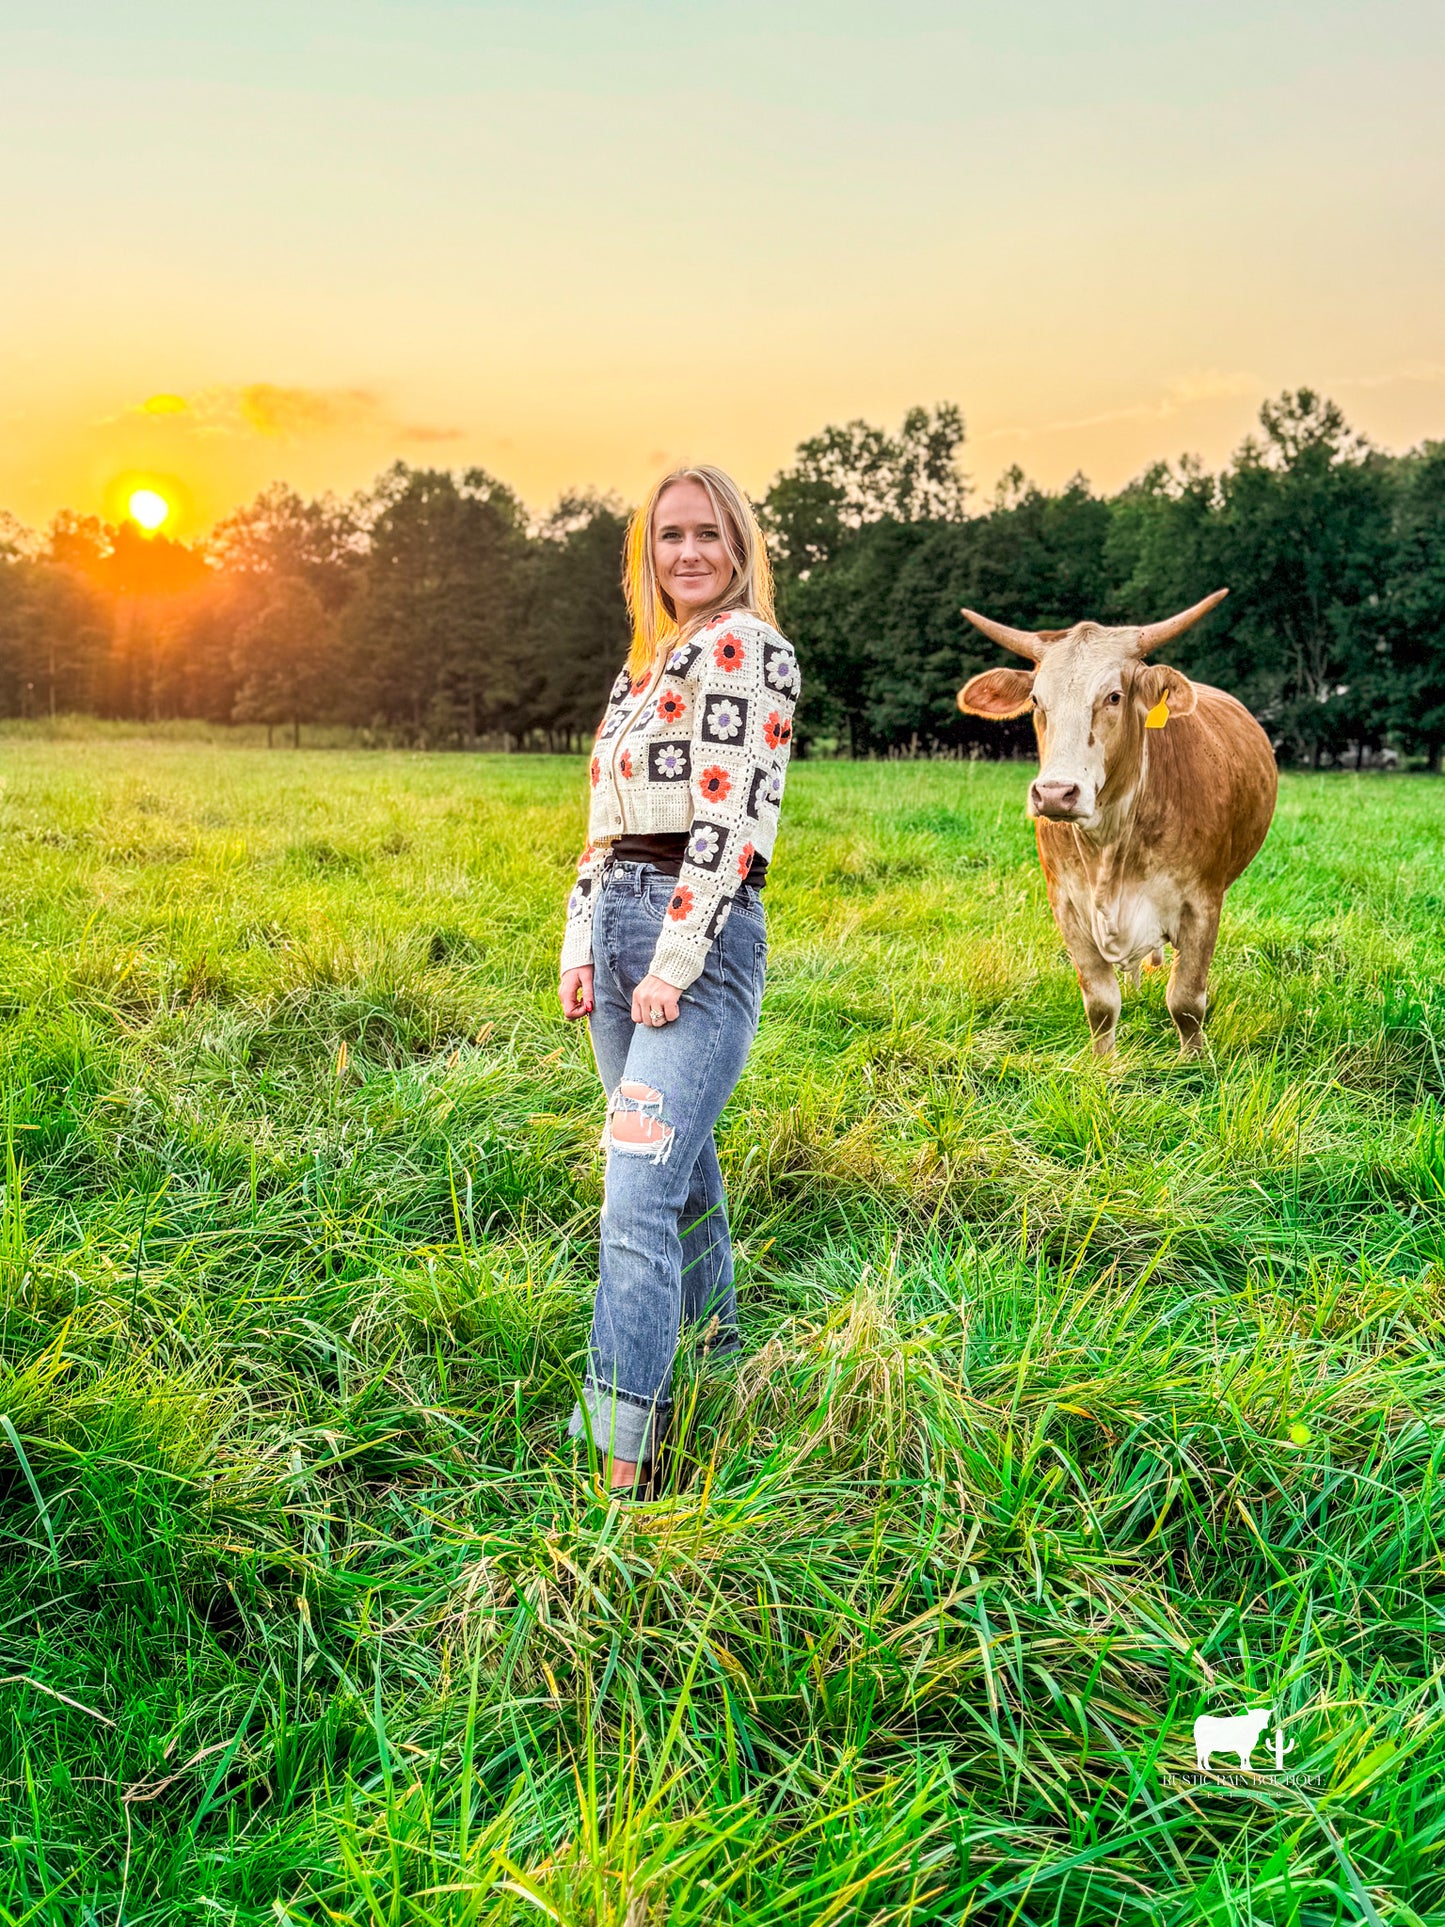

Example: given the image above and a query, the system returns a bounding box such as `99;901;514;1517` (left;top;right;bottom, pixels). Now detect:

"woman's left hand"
631;973;682;1028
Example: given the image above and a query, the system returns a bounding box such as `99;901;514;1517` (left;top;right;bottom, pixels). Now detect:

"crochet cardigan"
559;609;800;990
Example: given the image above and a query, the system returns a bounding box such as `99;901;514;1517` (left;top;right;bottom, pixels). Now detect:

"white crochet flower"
655;745;687;777
689;825;721;865
707;699;743;740
766;649;799;693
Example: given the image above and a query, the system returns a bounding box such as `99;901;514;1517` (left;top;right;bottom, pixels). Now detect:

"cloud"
977;365;1445;455
399;422;465;444
1326;361;1445;393
234;383;381;437
113;384;462;447
976;370;1261;446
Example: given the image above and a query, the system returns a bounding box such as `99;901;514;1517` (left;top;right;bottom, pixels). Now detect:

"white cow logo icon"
1193;1708;1272;1770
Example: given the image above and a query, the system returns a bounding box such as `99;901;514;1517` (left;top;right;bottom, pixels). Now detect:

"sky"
3;0;1444;536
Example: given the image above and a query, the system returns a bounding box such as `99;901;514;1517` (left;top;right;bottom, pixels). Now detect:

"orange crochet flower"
713;632;746;672
736;841;755;878
656;690;687;723
620;750;633;779
763;710;793;749
698;764;732;802
667;884;695;921
589;756;600;786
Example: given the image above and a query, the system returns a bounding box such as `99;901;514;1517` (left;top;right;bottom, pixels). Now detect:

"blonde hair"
623;464;776;681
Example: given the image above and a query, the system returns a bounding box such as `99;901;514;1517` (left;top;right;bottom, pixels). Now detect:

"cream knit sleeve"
559;839;603;974
646;614;799;991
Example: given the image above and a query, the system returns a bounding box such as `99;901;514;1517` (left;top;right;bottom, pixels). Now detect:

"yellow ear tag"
1144;695;1170;729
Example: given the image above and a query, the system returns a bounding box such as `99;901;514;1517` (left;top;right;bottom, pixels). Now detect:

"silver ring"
651;1012;664;1026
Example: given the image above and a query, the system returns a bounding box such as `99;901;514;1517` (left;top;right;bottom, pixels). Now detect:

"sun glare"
128;487;171;532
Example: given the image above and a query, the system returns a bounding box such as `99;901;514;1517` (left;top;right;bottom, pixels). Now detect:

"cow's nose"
1030;780;1083;818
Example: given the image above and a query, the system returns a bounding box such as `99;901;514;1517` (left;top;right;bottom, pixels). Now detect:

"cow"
1193;1709;1272;1772
957;590;1277;1056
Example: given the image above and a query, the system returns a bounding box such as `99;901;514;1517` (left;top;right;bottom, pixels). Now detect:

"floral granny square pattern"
747;764;783;817
647;740;691;782
683;820;729;873
703;695;749;744
764;640;800;698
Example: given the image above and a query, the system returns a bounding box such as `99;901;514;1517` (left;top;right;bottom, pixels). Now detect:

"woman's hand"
560;966;594;1020
631;973;682;1028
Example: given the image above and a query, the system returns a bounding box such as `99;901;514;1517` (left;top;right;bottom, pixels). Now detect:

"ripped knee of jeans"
607;1079;675;1165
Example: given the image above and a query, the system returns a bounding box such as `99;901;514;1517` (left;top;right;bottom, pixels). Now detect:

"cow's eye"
1107;690;1122;706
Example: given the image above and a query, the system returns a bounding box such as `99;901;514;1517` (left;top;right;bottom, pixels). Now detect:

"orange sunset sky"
4;0;1445;537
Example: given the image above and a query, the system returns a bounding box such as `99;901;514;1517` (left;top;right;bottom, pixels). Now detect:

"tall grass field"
1;739;1443;1926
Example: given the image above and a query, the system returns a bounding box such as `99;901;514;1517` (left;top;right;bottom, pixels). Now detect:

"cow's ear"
959;668;1035;719
1136;664;1198;721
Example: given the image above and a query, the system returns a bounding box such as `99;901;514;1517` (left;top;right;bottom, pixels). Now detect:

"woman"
558;464;800;1492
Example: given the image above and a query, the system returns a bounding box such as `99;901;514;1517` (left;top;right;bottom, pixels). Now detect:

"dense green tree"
1213;390;1394;761
0;558;108;716
761;404;968;572
232;576;339;746
1104;457;1223;628
778;519;935;753
1383;441;1445;768
522;494;631;748
209;482;362;612
344;465;526;741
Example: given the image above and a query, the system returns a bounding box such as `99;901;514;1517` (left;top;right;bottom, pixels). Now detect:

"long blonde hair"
623;464;776;681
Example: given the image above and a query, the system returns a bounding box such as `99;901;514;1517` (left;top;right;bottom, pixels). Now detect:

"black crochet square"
763;639;800;699
647;740;691;782
701;694;749;746
682;820;728;873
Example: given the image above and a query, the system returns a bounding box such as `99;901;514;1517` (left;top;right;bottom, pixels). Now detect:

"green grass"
0;742;1442;1926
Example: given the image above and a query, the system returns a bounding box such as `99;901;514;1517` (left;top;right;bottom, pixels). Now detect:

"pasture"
1;738;1442;1926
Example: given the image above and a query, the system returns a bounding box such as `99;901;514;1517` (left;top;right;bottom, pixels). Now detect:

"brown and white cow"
957;590;1276;1054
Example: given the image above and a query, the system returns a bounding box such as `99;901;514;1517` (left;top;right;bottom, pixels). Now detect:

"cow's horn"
960;608;1051;662
1134;589;1229;654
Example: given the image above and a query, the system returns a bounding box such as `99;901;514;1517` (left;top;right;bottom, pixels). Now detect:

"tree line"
1;388;1441;764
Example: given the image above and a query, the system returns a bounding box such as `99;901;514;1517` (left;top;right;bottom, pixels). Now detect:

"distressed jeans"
568;860;767;1465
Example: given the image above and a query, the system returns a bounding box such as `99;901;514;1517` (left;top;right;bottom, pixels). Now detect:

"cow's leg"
1167;902;1220;1054
1058;915;1121;1054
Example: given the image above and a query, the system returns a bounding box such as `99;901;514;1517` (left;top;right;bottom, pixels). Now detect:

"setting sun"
128;487;171;532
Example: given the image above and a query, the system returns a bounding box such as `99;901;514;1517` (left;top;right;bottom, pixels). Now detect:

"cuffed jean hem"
568;1383;666;1465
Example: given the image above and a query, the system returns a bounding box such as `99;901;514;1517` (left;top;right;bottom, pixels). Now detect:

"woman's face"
653;480;736;620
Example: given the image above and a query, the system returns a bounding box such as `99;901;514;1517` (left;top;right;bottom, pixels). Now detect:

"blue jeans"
569;860;767;1465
